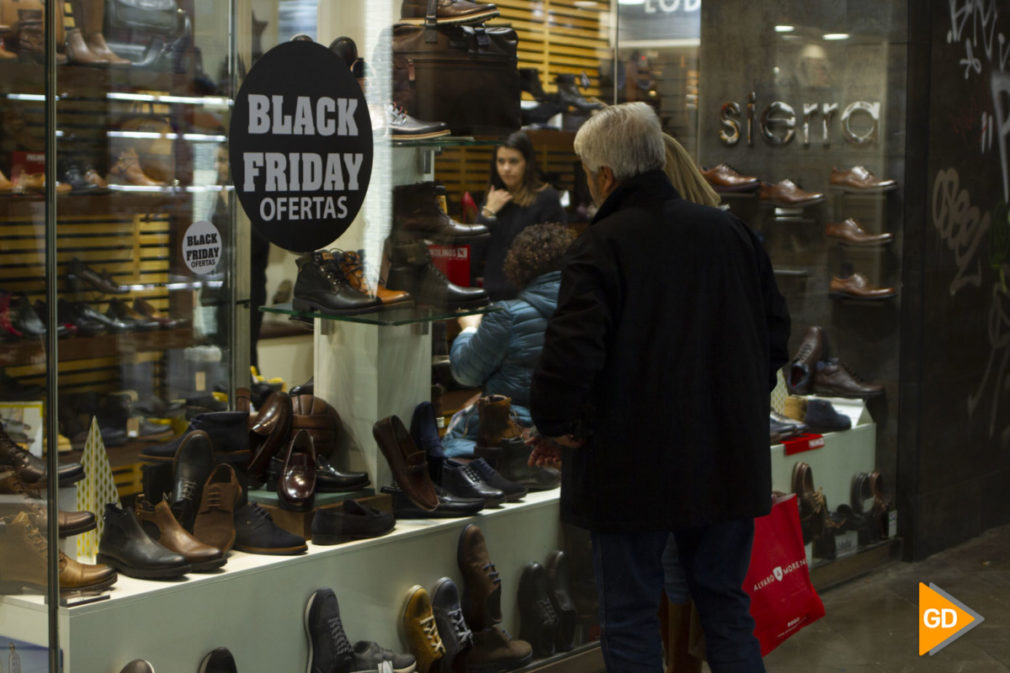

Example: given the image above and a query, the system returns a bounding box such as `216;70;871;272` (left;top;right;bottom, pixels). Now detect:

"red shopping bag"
745;493;825;655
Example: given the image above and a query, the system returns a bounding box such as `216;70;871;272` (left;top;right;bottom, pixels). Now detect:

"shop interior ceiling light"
775;25;795;32
823;33;850;40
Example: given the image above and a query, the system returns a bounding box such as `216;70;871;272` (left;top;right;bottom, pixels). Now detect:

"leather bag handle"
424;0;438;42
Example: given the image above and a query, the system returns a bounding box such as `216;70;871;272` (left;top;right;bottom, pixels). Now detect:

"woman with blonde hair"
663;133;721;208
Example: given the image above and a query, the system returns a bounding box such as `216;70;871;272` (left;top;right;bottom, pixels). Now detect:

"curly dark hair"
503;223;576;290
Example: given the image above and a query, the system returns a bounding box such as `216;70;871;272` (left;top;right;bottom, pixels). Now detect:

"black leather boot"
292;250;382;315
385;240;489;311
495;440;560;491
392;182;489;243
170;430;215;532
555;73;605;114
97;504;190;579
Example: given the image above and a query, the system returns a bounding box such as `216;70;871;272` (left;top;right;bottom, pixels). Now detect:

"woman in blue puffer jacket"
443;223;576;457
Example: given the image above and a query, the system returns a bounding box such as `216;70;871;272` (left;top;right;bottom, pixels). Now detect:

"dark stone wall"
698;0;909;542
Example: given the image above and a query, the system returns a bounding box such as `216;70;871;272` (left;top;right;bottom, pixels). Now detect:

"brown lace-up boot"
475;394;525;463
457;523;502;631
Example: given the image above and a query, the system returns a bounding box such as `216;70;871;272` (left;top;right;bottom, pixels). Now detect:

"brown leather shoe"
135;496;225;572
791;462;826;543
700;164;760;192
785;326;826;395
277;429;317;512
339;250;413;307
829;273;896;301
401;0;499;25
824;218;893;246
457;523;502;631
401;585;446;673
829;166;896;192
107;147;166;187
812;359;884;398
248;390;292;480
0;512;116;594
758;179;824;207
373;416;438;511
0;469;96;537
0;425;84;486
462;624;533;672
192;464;242;552
291;393;343;458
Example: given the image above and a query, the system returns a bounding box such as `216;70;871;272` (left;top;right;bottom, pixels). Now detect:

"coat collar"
591;169;678;225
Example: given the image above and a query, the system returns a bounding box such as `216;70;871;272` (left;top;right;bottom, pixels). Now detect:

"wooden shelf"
0;327;195;367
1;62;210;100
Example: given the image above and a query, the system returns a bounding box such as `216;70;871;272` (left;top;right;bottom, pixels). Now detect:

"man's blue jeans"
591;519;765;673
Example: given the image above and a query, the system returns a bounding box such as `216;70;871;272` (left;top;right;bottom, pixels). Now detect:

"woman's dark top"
478;185;567;301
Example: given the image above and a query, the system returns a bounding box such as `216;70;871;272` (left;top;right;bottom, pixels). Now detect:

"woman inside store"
477;131;567;301
443;223;575;457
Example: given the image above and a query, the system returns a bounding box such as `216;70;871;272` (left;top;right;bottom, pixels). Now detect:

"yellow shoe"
401;585;445;673
784;395;807;422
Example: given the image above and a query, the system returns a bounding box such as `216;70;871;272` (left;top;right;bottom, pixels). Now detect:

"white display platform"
3;490;563;673
769;397;877;510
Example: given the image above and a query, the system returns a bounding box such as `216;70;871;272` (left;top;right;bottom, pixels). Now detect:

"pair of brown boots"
63;0;130;66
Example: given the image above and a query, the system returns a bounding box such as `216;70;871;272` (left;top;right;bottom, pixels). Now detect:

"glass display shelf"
261;301;500;327
390;135;501;149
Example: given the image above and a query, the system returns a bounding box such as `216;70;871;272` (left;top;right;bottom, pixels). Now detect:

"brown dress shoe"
786;326;826;395
457;523;502;630
401;585;446;673
758;179;824;207
339;250;413;307
0;425;84;486
401;0;499;25
136;497;225;572
791;462;826;543
829;273;896;300
192;464;242;552
373;416;438;511
60;549;119;592
463;625;533;672
107;147;166;187
824;218;893;246
829;166;896;192
700;164;760;192
812;359;884;398
247;390;292;481
0;469;96;537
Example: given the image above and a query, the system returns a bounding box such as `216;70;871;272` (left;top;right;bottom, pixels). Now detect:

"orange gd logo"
919;583;984;655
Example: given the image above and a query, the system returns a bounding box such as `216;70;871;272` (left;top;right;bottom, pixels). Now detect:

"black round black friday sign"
229;41;373;252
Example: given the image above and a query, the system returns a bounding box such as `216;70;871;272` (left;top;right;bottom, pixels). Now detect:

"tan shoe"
107;147;166;187
783;395;808;422
191;464;241;552
401;585;446;673
136;496;225;572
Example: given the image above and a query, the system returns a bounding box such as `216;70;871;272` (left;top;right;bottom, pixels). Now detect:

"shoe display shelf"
0;327;194;369
0;490;585;673
261;301;500;328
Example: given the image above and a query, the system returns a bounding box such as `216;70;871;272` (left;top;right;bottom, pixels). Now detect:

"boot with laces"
385;239;489;312
338;249;412;307
0;511;117;594
517;562;558;657
786;326;826;395
431;577;473;673
457;524;502;631
305;588;354;673
402;584;446;673
292;250;383;316
170;430;214;532
192;464;242;552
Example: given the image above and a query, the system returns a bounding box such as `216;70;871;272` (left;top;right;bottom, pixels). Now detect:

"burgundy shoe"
277;429;317;512
247;391;292;481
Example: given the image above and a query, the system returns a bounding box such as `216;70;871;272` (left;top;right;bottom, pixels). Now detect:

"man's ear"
598;165;617;194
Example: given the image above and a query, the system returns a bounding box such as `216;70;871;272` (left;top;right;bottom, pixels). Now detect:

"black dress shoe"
61;300;130;333
545;550;577;651
311;499;394;545
382;484;484;518
468;458;526;502
494;441;561;491
31;300;73;339
0;425;84;486
106;298;160;331
233;503;307;555
518;562;559;657
97;504;190;579
436;458;506;508
170;430;214;532
315;454;370;492
56;298;106;336
67;257;129;294
292;250;383;315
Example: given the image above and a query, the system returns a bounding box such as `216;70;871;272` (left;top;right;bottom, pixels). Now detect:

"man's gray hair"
573;102;666;181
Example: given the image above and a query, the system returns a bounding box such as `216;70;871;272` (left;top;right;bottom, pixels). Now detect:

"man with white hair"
529;103;790;673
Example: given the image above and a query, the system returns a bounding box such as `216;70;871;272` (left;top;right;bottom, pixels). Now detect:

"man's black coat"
531;170;791;532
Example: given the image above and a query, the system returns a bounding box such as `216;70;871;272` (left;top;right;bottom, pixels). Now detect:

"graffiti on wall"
937;0;1010;438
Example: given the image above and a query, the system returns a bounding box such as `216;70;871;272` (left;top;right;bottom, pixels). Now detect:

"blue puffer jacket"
450;271;561;407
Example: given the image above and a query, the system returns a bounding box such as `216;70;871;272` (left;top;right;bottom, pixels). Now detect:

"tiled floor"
763;524;1010;672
